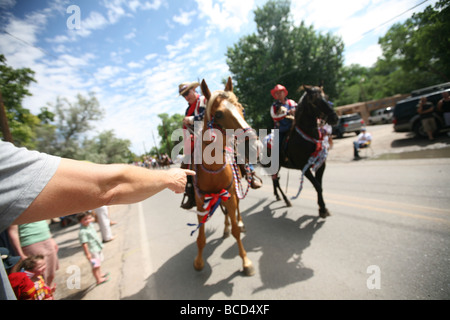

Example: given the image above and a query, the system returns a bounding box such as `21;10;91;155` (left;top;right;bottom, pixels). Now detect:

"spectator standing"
77;211;109;285
8;221;59;291
93;206;116;243
437;91;450;129
417;96;437;141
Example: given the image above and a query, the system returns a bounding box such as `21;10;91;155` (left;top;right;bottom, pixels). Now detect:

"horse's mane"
206;90;242;122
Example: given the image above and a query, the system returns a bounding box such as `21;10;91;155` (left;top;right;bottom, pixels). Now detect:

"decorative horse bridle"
188;91;254;235
196;91;255;199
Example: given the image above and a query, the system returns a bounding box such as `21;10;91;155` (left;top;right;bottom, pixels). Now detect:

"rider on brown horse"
179;81;262;210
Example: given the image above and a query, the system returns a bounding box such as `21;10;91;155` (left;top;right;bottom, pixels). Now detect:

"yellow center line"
261;184;450;225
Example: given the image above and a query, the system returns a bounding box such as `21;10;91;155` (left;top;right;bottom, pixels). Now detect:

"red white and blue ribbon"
292;126;328;200
203;190;230;211
188;189;230;236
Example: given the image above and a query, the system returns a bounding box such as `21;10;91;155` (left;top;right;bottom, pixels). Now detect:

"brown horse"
157;154;171;169
190;77;257;276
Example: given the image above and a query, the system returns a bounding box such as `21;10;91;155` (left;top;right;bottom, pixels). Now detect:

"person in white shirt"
353;127;372;160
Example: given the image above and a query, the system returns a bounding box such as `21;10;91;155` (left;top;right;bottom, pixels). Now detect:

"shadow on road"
241;201;325;294
391;132;450;149
123;198;325;300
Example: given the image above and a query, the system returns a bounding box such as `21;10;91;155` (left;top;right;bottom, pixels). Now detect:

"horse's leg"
194;214;206;271
221;203;231;238
223;214;231;239
274;173;292;207
304;167;330;218
272;174;281;201
224;196;254;276
236;200;246;233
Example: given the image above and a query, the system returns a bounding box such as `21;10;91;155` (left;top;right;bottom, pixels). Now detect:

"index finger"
184;170;196;176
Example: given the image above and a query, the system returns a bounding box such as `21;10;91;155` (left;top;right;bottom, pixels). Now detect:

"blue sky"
0;0;438;155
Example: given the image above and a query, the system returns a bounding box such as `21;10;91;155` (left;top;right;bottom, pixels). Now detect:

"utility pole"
152;130;160;159
0;89;14;143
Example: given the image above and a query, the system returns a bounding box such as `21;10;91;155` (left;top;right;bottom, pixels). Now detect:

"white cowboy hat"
178;82;200;97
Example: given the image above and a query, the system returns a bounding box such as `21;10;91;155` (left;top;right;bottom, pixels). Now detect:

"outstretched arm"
13;158;195;225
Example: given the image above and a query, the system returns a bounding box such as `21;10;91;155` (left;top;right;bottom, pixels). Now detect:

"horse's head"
201;77;262;163
297;85;338;126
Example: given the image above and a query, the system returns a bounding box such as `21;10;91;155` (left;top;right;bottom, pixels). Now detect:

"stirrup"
180;188;195;209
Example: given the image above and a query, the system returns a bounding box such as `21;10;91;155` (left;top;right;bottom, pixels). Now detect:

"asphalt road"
53;124;450;300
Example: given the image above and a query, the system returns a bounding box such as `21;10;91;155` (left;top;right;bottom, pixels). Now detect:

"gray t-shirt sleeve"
0;141;61;233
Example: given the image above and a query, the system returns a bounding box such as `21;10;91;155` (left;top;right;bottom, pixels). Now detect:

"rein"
292;125;328;200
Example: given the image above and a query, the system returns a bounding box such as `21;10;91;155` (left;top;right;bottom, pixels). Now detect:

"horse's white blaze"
223;100;250;129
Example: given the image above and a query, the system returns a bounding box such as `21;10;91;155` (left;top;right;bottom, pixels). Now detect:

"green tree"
157;113;184;155
0;54;39;147
45;92;104;158
377;0;449;86
80;130;134;164
226;0;344;129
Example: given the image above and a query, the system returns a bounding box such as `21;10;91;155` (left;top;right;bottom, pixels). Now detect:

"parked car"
332;113;365;138
393;88;450;138
368;107;393;125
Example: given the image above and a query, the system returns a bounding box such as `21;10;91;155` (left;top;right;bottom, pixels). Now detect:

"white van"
368;107;393;125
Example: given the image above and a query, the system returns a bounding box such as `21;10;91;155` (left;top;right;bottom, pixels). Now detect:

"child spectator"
77;211;109;285
2;247;35;300
19;255;54;300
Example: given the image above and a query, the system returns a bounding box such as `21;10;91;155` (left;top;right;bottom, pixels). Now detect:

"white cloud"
127;61;143;69
0;0;16;10
166;33;192;59
82;11;109;32
145;53;158;60
95;65;126;82
345;44;382;67
173;9;197;26
196;0;255;32
125;29;137;40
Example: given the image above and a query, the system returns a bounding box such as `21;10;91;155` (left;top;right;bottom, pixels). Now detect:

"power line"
361;0;430;37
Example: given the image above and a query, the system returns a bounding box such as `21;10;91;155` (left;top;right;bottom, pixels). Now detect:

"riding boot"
250;172;262;189
180;175;196;210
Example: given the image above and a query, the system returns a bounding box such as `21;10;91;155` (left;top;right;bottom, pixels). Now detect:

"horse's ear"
225;77;233;92
301;85;312;93
201;79;211;100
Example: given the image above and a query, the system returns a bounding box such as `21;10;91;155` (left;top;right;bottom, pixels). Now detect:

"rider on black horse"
270;84;297;162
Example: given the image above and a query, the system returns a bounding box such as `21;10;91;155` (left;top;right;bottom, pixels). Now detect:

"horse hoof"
243;265;255;277
194;259;204;272
223;230;231;239
319;208;331;218
286;200;292;207
238;221;246;233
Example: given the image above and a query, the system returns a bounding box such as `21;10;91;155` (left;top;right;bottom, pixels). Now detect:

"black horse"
263;85;338;218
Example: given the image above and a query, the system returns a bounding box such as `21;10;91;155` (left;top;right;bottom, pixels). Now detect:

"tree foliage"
379;0;449;84
226;0;344;130
0;54;40;147
335;0;450;106
79;130;133;164
157;113;184;156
